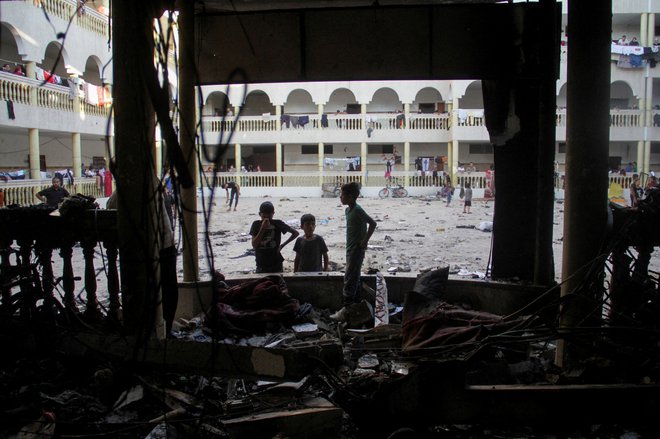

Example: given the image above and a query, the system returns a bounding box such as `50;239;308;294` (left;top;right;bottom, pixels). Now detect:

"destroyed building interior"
2;0;660;438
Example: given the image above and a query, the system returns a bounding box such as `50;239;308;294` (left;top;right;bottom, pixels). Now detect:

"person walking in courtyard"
463;181;473;213
333;182;376;318
293;213;329;272
250;201;299;273
223;180;240;211
445;175;454;206
36;177;70;208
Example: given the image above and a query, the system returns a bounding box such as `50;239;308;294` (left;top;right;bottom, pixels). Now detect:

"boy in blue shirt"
293;213;329;272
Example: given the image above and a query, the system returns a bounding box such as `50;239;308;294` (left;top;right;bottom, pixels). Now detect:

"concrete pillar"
25;61;37;106
178;0;198;282
404;103;410;128
276;143;283;186
113;0;163;337
532;0;560;285
451;96;459;127
556;0;612;367
318;142;324;186
451;140;459;180
643;140;651;175
28;128;40;179
403;141;410;186
234;143;241;171
360;142;367;183
636;141;644;173
649;14;656;46
72;132;82;178
641;13;648;47
276;105;282;131
361;103;367;129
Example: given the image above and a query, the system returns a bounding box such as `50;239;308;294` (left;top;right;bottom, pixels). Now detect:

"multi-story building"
0;0;659;200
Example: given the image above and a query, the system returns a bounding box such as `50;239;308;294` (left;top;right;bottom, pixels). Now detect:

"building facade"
0;0;659;192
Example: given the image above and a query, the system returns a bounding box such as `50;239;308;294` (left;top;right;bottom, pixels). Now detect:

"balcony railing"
27;0;109;38
0;178;105;207
0;72;112;117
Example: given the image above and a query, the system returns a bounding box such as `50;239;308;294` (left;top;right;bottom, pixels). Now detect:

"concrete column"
451;140;459;180
360;142;367;183
178;0;198;282
645;76;653;129
649;14;656;47
403;141;410;186
235;143;242;171
28;128;40;179
636;141;644;173
451;96;459;127
276;105;282;131
404;103;410;128
25;61;37;106
641;13;648;47
112;0;162;337
643;140;651;175
361;103;367;129
276;143;283;186
318;142;324;186
72;132;82;178
557;0;612;367
155;139;162;178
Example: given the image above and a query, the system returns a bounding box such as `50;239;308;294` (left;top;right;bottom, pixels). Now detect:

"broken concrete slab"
222;406;343;439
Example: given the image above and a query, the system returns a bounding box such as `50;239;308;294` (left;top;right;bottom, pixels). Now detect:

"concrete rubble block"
222;405;343;439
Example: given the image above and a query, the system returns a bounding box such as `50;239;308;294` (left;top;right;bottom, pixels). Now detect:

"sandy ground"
184;194;567;281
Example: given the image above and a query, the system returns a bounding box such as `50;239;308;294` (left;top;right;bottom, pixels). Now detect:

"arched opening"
367;87;402;113
327;88;357;113
83;56;103;86
610;81;636;109
459;81;484;109
41;42;69;78
284;89;315;113
0;23;22;70
205;91;231;116
241;90;275;115
413;87;444;113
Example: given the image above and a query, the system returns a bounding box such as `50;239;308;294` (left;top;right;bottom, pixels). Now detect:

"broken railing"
0;205;119;322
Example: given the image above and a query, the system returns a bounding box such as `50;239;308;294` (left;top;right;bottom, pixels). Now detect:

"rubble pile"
2;266;660;438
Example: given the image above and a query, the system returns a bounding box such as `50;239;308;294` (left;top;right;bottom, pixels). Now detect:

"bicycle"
379;179;408;198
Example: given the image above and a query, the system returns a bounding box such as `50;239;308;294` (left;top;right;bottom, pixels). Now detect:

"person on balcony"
13;65;25;76
36;177;70;208
629;37;640;46
617;35;628;46
1;64;11;73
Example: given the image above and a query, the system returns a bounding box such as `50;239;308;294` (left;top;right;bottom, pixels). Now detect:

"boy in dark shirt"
293;213;329;272
249;201;299;273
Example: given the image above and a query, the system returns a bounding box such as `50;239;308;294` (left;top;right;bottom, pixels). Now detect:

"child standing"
293;213;329;272
338;182;376;307
463;181;473;213
445;175;454;206
250;201;299;273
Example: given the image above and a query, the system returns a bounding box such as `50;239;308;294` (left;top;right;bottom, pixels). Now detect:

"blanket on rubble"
205;274;300;333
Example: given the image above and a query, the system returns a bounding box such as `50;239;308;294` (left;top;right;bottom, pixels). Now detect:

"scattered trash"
357;354;380;369
476;221;493;232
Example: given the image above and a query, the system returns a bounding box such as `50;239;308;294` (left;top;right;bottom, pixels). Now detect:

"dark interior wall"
195;4;547;84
